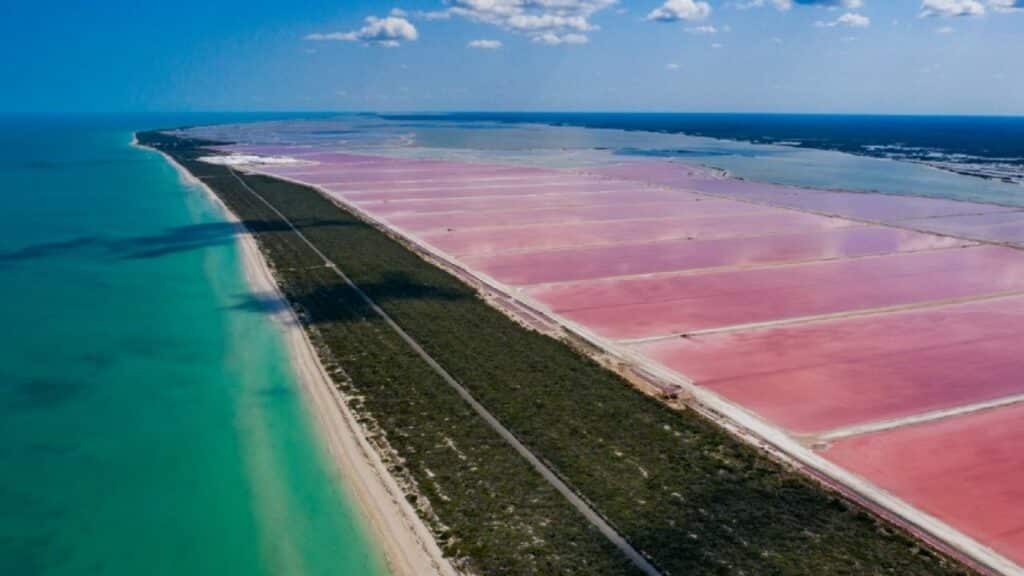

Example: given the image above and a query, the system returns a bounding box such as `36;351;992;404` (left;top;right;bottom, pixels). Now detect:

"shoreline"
138;137;456;576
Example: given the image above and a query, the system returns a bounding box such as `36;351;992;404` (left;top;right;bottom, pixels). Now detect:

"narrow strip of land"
226;168;661;576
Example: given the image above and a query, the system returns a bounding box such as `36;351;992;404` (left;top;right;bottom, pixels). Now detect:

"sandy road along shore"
141;139;456;576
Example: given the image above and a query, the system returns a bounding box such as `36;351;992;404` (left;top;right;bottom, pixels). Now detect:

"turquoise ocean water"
0;116;382;576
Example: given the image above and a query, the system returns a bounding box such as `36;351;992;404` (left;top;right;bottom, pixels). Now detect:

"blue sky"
2;1;1022;114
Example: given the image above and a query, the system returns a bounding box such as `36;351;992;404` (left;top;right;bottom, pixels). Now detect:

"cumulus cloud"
306;15;419;46
988;0;1024;12
532;32;590;44
736;0;863;11
468;39;503;48
816;11;871;26
647;0;713;21
414;9;453;20
936;24;955;32
919;0;986;16
687;25;718;33
795;0;863;7
666;62;681;70
836;11;870;25
446;0;616;45
734;0;794;10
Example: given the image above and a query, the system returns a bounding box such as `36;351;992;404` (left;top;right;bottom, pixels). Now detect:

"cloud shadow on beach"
229;292;293;316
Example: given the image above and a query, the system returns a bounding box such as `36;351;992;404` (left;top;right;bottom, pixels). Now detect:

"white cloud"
734;0;793;10
532;32;590;45
711;42;724;47
919;0;986;17
936;25;955;32
988;0;1024;12
306;15;419;46
447;0;616;45
468;39;503;48
414;10;453;20
666;62;681;70
737;0;863;9
836;11;870;25
816;11;871;26
802;0;864;7
647;0;712;22
687;25;718;33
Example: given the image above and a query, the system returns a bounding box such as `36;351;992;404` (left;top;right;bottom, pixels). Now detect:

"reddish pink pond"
825;403;1024;566
636;295;1024;434
465;227;967;286
425;211;852;257
529;245;1024;338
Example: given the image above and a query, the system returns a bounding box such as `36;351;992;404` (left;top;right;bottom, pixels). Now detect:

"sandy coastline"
140;138;455;576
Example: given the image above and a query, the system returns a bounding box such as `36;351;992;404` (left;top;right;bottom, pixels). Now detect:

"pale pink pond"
386;198;767;233
637;295;1024;434
584;161;715;186
424;210;851;257
684;180;1014;223
354;187;703;216
466;227;968;286
284;166;552;185
901;211;1024;245
217;144;321;157
326;177;614;199
530;245;1024;338
260;158;464;177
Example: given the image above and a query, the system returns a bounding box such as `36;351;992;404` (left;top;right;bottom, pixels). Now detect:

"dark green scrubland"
139;130;976;576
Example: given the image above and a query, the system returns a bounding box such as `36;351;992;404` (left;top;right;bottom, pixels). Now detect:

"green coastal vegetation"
139;130;975;576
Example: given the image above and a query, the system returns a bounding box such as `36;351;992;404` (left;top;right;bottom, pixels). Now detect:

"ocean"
0;116;382;576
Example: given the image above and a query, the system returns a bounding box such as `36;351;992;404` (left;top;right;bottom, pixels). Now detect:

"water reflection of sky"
186;116;1024;207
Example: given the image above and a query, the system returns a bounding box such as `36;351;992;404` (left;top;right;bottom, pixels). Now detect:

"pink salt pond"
327;177;613;199
465;227;968;286
636;295;1024;434
902;211;1024;246
529;244;1024;338
385;197;768;234
352;186;700;216
424;210;853;257
825;403;1024;566
282;166;552;186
